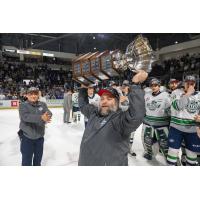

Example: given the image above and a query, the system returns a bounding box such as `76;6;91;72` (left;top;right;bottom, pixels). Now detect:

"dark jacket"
78;84;145;166
19;101;52;140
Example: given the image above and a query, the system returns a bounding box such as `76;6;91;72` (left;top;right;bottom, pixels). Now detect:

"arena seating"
0;53;200;100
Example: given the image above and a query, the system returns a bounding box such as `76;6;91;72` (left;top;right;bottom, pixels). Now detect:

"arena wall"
0;99;64;109
157;38;200;60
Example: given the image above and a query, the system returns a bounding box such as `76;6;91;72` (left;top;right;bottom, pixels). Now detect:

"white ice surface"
0;108;167;166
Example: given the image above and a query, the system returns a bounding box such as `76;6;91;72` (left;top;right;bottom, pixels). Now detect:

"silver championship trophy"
113;34;155;73
73;34;155;86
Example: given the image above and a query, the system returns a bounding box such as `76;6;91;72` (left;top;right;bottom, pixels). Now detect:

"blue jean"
20;134;44;166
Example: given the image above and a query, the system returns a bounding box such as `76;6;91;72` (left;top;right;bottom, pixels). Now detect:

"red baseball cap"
98;88;120;100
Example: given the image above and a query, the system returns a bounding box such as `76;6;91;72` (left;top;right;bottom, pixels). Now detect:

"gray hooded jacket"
19;101;52;139
78;84;145;166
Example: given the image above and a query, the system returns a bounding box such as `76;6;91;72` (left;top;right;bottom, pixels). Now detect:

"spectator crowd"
0;59;73;100
0;53;200;100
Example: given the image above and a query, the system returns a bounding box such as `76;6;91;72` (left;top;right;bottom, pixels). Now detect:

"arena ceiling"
0;33;199;55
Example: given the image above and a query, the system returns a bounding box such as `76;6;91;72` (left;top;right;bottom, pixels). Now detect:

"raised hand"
132;70;148;84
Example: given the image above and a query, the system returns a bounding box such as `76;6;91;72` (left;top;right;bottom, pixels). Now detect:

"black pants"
20;134;44;166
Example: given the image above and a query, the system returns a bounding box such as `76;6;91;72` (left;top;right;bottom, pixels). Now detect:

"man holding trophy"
74;35;155;165
78;70;147;166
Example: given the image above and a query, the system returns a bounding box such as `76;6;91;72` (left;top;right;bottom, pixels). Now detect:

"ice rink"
0;108;167;166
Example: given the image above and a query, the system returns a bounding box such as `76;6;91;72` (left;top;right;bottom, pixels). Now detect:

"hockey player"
168;79;182;103
110;81;123;96
120;80;136;156
167;75;200;166
120;80;130;112
168;78;181;94
142;78;171;161
84;84;100;127
168;78;187;165
72;88;81;123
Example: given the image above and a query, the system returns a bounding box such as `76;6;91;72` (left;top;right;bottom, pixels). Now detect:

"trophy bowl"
125;35;155;73
113;35;156;73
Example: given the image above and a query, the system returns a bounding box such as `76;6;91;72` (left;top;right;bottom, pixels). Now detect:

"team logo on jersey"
146;97;150;101
169;139;174;143
73;94;78;103
186;100;200;113
171;94;177;100
147;100;161;111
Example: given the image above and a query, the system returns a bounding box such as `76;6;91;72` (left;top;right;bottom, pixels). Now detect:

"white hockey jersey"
170;88;183;101
85;93;100;122
144;87;152;94
170;88;200;133
72;92;79;107
170;88;184;117
88;93;100;107
144;91;171;127
120;93;129;112
116;86;123;96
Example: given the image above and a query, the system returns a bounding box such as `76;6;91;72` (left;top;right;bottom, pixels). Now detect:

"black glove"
17;129;23;140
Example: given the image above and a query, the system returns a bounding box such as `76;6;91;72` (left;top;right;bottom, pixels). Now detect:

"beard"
99;103;118;116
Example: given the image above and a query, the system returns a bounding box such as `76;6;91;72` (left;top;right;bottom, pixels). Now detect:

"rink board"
0;99;64;109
